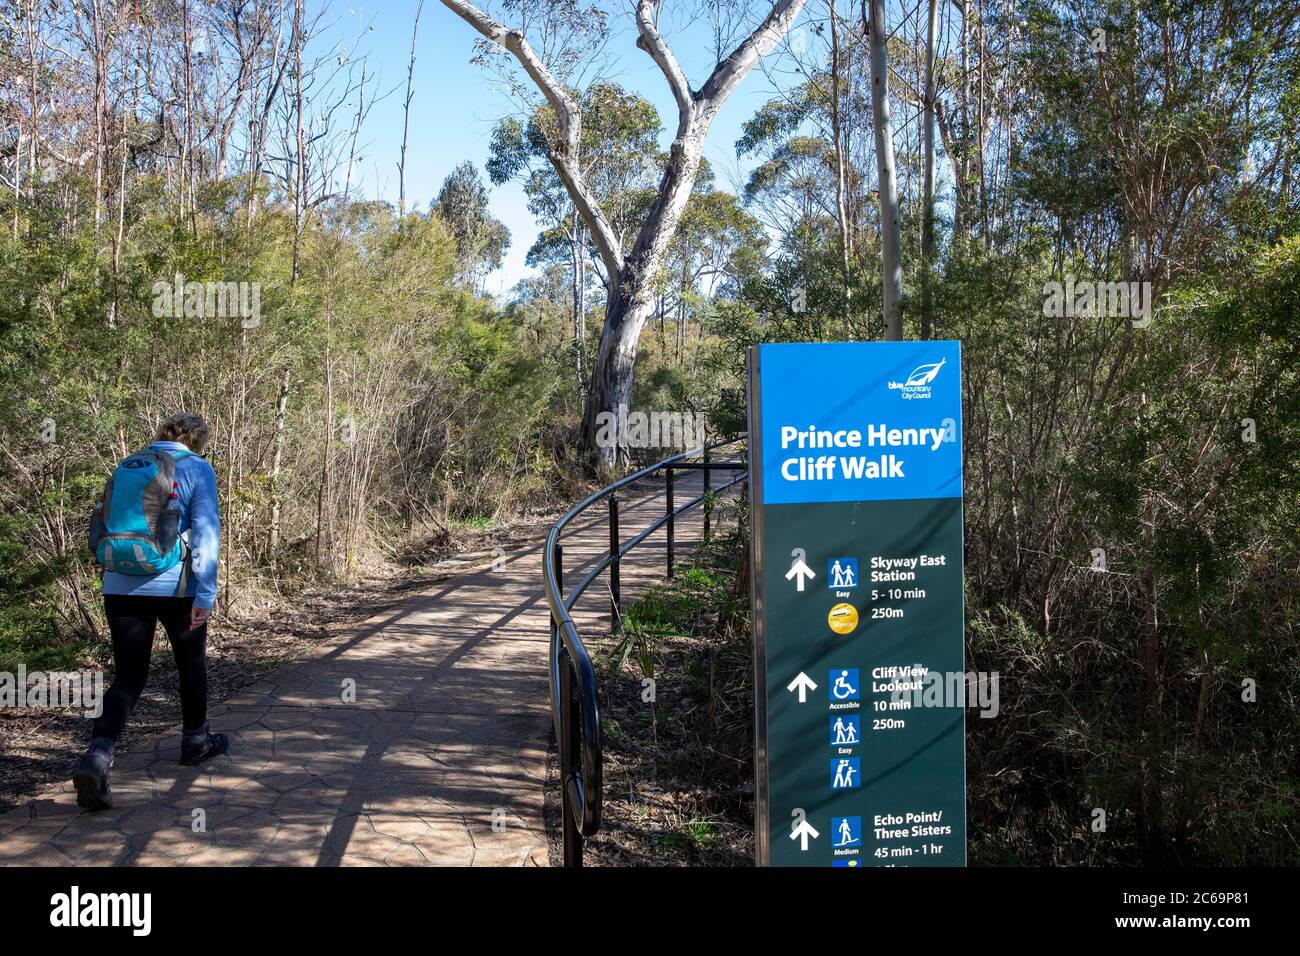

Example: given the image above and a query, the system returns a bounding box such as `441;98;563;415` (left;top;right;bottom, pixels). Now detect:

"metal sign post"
748;341;966;867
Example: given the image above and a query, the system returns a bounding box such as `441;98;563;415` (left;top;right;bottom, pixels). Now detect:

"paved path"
0;473;729;866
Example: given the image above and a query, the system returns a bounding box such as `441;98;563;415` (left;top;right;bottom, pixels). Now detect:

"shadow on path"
0;474;720;867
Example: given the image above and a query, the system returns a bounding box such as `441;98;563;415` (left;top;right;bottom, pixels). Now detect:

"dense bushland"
0;184;581;670
1;0;1296;864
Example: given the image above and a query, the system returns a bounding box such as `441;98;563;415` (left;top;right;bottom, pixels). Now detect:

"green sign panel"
747;342;966;867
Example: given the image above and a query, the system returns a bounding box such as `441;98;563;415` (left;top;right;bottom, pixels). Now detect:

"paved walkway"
0;473;726;866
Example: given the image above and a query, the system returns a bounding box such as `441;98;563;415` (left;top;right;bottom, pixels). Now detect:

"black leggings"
93;594;208;744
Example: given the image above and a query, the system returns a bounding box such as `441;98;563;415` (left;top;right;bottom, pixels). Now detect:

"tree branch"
697;0;809;117
634;1;694;134
439;0;624;281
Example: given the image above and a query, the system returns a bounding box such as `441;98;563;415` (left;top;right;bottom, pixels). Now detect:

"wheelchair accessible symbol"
829;668;860;701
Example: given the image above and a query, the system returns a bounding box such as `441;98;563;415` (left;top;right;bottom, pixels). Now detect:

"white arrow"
785;547;816;592
790;818;821;851
786;671;817;703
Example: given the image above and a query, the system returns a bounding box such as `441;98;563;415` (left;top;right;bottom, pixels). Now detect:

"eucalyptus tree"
488;82;663;393
432;161;511;292
661;169;767;363
440;0;811;468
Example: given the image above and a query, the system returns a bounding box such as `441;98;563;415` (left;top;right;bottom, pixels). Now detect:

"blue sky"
321;1;811;295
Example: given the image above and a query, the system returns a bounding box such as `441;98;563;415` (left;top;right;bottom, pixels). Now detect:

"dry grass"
574;522;756;867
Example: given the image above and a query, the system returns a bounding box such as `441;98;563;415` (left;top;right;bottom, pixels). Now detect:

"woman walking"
74;412;228;810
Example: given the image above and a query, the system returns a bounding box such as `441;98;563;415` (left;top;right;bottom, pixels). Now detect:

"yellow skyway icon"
828;602;859;635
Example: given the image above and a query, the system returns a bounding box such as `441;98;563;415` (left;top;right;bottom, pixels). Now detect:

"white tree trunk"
580;125;707;467
399;1;424;222
829;0;853;327
268;366;291;558
571;208;587;395
920;0;938;340
868;0;904;340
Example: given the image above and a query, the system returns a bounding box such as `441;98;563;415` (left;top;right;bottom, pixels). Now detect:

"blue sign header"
758;341;963;504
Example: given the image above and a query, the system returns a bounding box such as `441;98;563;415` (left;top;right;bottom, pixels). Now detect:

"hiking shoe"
72;749;113;812
180;732;229;766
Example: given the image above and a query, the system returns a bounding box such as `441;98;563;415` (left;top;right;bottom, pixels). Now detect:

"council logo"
887;357;945;400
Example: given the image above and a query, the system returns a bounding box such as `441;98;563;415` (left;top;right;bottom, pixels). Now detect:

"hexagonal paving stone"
0;477;720;867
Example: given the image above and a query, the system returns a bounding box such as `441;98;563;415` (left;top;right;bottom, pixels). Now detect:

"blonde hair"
155;411;211;453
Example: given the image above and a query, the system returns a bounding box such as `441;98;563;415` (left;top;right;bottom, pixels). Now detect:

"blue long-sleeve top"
102;441;222;609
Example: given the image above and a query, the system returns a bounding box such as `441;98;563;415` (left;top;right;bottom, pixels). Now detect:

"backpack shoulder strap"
168;449;195;597
176;540;192;597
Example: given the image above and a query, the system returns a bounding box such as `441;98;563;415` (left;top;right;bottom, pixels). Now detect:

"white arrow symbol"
790;815;820;851
785;547;816;591
786;671;817;703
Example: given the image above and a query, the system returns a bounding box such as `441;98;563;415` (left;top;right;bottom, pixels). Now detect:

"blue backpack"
89;448;194;576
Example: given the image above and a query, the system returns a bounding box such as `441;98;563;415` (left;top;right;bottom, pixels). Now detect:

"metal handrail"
542;435;748;866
